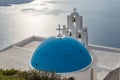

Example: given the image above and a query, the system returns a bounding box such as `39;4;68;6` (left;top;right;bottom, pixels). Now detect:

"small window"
68;29;72;36
70;32;72;36
78;32;81;38
65;54;70;57
72;15;76;22
80;50;82;53
36;63;38;66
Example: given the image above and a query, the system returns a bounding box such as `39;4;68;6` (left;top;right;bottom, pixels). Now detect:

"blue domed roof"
31;36;92;73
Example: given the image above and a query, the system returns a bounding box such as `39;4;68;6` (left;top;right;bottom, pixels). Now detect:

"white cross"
56;24;63;37
74;8;77;12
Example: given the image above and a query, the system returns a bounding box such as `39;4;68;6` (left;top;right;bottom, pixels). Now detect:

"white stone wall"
61;64;96;80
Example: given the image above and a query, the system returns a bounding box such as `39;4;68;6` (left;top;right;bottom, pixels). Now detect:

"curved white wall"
61;64;96;80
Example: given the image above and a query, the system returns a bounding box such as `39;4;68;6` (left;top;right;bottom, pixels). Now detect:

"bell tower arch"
67;8;83;38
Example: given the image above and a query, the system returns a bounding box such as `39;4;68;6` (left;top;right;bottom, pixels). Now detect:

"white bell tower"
59;9;97;80
62;8;88;47
67;8;82;37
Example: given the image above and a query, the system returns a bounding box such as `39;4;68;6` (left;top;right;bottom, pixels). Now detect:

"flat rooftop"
0;36;120;80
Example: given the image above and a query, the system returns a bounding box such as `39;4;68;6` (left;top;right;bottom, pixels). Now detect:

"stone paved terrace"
21;41;41;51
0;36;120;80
89;45;120;80
0;46;32;71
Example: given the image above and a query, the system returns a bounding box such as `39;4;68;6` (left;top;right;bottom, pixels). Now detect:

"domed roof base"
31;36;93;73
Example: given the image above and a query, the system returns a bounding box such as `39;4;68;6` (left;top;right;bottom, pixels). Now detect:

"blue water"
0;0;120;50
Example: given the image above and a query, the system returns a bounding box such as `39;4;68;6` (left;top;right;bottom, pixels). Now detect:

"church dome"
31;36;93;73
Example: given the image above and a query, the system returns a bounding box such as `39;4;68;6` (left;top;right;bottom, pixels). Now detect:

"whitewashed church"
31;9;97;80
0;9;120;80
62;8;97;80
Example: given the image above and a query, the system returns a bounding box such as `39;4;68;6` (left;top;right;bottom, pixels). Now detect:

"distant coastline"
0;0;33;6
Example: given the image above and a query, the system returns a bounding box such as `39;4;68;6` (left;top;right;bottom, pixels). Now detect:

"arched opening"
72;15;76;27
77;30;81;38
68;29;72;36
70;32;72;36
78;32;81;38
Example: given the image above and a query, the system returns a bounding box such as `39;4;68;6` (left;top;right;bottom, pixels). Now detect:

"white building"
30;9;97;80
0;9;120;80
62;8;88;47
62;8;97;80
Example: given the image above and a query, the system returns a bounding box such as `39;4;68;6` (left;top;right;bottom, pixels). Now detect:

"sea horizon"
0;0;120;50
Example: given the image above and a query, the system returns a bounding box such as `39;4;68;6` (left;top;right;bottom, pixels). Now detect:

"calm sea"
0;0;120;50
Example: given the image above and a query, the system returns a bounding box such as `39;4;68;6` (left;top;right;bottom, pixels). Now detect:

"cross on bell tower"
73;8;77;12
56;24;63;37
